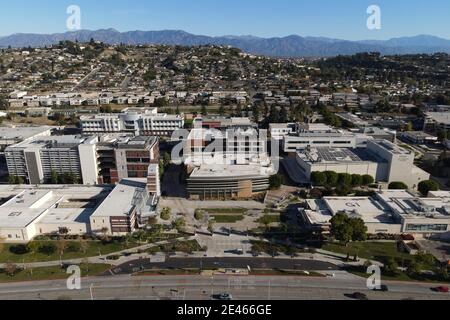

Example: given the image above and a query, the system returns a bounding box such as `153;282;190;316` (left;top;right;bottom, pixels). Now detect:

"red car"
432;286;449;293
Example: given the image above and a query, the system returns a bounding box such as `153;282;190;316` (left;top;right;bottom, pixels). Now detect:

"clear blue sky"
0;0;448;40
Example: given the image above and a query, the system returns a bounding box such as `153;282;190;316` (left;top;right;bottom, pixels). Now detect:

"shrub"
311;172;327;186
388;181;408;190
362;175;375;186
9;244;29;255
194;210;205;221
269;175;283;190
338;173;352;187
160;208;171;221
418;180;439;196
351;174;363;187
38;243;57;256
324;171;339;187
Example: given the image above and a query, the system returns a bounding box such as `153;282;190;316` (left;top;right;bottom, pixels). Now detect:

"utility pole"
268;280;271;301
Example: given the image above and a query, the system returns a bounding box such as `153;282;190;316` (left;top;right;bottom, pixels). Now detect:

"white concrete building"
80;107;184;136
300;190;450;240
5;135;99;185
293;140;429;189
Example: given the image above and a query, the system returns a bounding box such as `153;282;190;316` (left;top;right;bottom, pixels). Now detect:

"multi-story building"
292;140;430;189
180;118;275;200
80;107;184;136
96;135;160;184
300;190;450;240
0;126;53;152
5;134;161;190
283;123;364;153
5;135;99;185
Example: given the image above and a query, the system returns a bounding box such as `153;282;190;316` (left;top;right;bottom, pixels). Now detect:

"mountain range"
1;28;450;57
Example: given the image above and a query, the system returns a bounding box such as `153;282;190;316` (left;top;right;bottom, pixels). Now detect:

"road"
107;257;338;275
71;66;100;91
0;275;448;300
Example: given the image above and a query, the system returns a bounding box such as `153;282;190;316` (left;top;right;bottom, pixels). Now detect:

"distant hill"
1;29;450;57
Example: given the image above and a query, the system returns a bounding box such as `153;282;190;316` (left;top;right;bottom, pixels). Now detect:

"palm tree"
100;227;110;243
79;239;89;254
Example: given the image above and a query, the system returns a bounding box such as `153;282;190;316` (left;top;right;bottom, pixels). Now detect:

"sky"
0;0;449;40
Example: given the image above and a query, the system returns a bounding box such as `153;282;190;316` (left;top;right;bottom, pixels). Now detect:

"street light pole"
90;284;94;301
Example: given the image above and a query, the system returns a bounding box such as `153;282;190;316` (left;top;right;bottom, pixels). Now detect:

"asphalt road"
0;275;448;301
107;257;338;275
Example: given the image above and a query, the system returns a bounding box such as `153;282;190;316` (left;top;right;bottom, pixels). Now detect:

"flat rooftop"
298;148;363;164
6;135;96;150
91;179;148;218
189;163;272;179
323;197;394;224
426;112;450;125
0;126;53;141
0;185;108;229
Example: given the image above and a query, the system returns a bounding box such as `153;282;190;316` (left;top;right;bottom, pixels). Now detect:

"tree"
330;213;367;244
0;236;5;254
194;209;205;221
269;174;283;190
362;175;375;186
201;104;208;116
0;95;8;110
79;239;89;254
4;263;18;277
330;214;353;245
172;218;186;232
350;218;368;241
384;258;399;275
160;208;171;221
338;173;352;187
351;174;363;187
418;180;439;196
311;172;327;186
218;104;225;116
324;171;339;187
388;181;408;190
50;170;59;184
7;175;24;185
56;239;67;256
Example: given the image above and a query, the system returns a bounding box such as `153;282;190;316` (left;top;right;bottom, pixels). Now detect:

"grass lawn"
210;215;245;223
0;264;110;283
345;266;450;284
135;269;200;276
146;240;204;254
250;270;325;277
323;241;413;262
206;208;248;215
256;215;281;224
0;240;140;263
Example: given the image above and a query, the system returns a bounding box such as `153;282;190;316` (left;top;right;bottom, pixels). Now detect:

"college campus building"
96;135;160;185
5;134;161;189
5;135;99;185
300;190;450;240
80;107;184;137
278;123;370;153
181;118;275;200
0;178;159;242
0;126;54;152
289;140;429;189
